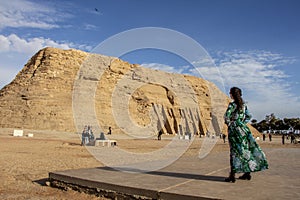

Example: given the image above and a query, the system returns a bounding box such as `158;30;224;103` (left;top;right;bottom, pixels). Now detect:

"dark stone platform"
49;146;300;200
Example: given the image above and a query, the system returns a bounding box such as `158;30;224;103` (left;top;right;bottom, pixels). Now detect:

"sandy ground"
0;128;299;200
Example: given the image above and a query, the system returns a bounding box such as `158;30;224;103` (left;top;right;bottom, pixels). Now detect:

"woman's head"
230;87;243;110
230;87;242;98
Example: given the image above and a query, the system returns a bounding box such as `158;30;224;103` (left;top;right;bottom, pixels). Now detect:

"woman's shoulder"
227;101;236;109
229;101;236;106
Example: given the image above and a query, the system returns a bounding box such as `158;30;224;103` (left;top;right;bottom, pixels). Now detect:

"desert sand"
0;128;298;200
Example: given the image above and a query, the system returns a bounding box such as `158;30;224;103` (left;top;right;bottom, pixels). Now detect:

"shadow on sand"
33;178;49;186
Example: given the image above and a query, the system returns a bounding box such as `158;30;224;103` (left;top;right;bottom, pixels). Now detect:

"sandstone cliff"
0;47;258;137
0;48;87;131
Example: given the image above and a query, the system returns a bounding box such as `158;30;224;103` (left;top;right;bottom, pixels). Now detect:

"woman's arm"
224;102;235;125
244;105;252;124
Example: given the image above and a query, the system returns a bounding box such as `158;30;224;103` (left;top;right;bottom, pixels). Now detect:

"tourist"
224;87;268;183
158;130;163;140
222;133;226;143
282;134;285;145
87;125;94;142
206;130;210;138
269;133;272;142
107;127;112;135
81;126;88;146
291;134;296;144
263;134;266;141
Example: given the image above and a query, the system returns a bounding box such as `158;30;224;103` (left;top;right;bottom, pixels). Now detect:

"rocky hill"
0;47;258;136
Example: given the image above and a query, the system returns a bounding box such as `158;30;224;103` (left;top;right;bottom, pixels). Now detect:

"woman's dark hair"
230;87;244;111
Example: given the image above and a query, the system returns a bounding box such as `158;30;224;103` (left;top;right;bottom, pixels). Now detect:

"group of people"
81;126;113;146
262;133;273;141
81;125;95;146
282;133;297;144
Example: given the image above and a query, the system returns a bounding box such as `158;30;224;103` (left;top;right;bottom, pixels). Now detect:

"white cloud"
194;50;299;120
0;34;92;54
0;34;68;54
0;34;93;89
0;0;66;29
83;23;99;31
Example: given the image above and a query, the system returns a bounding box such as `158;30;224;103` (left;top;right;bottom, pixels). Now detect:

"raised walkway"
49;141;300;200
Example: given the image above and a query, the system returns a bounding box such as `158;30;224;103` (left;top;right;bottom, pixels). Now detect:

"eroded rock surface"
0;47;257;136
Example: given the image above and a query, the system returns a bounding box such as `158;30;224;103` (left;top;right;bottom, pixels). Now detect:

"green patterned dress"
224;102;269;173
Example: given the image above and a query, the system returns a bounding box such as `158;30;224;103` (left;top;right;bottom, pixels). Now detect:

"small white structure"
95;139;117;147
27;133;34;137
94;132;117;147
13;130;23;137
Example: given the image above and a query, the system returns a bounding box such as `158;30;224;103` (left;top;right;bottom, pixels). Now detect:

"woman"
224;87;268;182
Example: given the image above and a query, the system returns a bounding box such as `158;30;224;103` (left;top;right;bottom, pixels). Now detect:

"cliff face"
0;48;88;131
0;47;233;136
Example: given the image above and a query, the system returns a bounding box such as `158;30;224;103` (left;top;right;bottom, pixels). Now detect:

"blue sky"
0;0;299;121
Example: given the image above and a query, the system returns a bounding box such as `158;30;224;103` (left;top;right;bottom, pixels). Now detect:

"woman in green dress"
224;87;268;183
